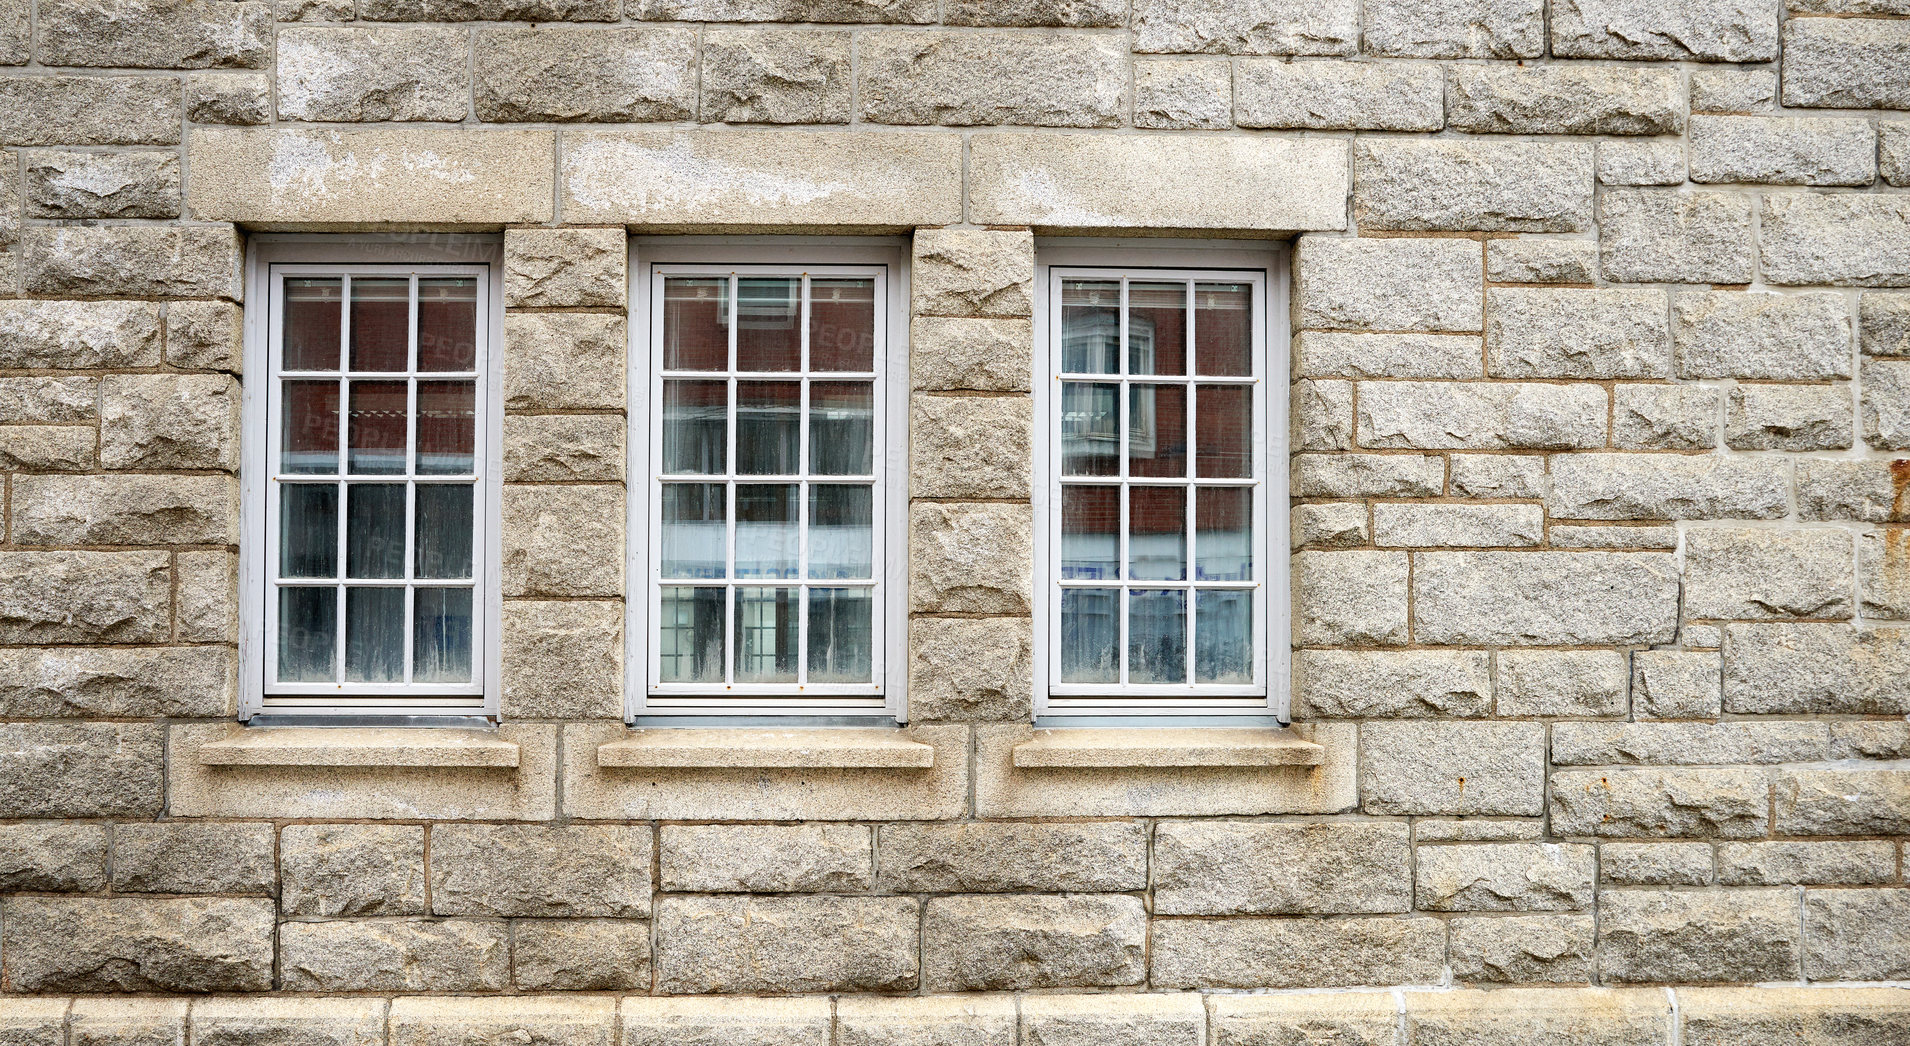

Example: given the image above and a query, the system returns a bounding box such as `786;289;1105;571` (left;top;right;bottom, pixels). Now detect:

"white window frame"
1033;240;1291;722
240;236;504;720
626;238;910;722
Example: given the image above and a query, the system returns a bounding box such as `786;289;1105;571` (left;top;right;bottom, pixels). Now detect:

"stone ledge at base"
1011;728;1324;768
196;725;521;768
596;728;935;769
6;987;1909;1045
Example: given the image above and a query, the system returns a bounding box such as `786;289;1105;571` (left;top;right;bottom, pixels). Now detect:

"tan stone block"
501;484;624;597
0;426;92;471
912;228;1034;318
1679;986;1910;1044
503;312;625;410
164;299;242;372
911;394;1031;498
562;129;961;229
908;616;1032;722
430;823;651;917
99;373;239;470
1208;993;1397;1046
503;414;625;482
0;722;164;818
474;27;694;122
660;824;872;892
1405;988;1671;1044
837;996;1015;1046
176;550;237;644
12;474;236;546
561;722;967;820
859;29;1126;128
281;824;427;916
503;227;627;308
0;822;106;892
69;999;187;1046
922;893;1145;991
0;551;171;645
1152;915;1444;989
701;28;852;125
968;133;1347;232
277;26;466;121
512;918;650;991
0;1000;67;1046
110;821;274;895
1020;994;1204;1046
654;894;919;993
500;599;623;720
187;128;555;226
621;998;830;1046
388;996;615;1046
280;919;510;992
189;999;383;1046
910;317;1032;390
2;896;273;991
909;502;1033;614
0;76;179;146
22;225;240;299
0;300;161;368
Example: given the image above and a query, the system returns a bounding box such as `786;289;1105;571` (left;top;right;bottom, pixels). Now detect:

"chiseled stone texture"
1727;384;1852;451
501;484;624;596
1294;550;1408;645
1362;0;1542;57
1449;914;1597;984
36;0;270;69
1235;60;1442;131
185;72;271;125
513;919;651;991
1598;139;1685;186
1488;287;1668;379
702;29;851;124
1131;0;1358;55
280;919;511;992
1602;842;1714;886
1599;888;1801;983
24;150;180;219
1354;139;1592;232
910;502;1033;614
1691;66;1777;112
431;824;651;917
1294;236;1480;332
922;894;1146;991
0;722;164;818
1294;649;1491;718
1600;189;1756;285
1725;623;1910;714
1865;292;1910;356
654;895;920;993
1486;239;1598;284
1406;988;1672;1044
498;601;623;719
1447;64;1682;135
1551;0;1777;60
0;552;172;646
0;822;105;892
1496;650;1627;717
1134;59;1230;129
503;312;625;410
1720;841;1898;886
1684;527;1854;620
1552;767;1770;838
860;30;1125;127
23;225;240;299
1;897;274;992
1151;915;1445;988
908;617;1032;722
1547;453;1788;520
0;76;180;147
1154;821;1411;915
110;822;274;895
504;227;627;308
661;824;873;892
503;415;625;482
1781;17;1910;109
1360;721;1545;816
1761;192;1910;287
1689;114;1878;186
1680;987;1910;1045
911;395;1032;498
877;822;1146;892
474;27;695;122
1613;384;1719;450
1413;552;1680;646
0;647;232;718
1674;290;1851;379
276;27;469;122
280;824;428;916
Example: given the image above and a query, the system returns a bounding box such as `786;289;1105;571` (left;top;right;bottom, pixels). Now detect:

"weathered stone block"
1597;139;1685;186
185;72;270;125
1602;842;1714;886
629;0;930;21
1804;890;1910;980
654;895;920;993
700;28;850;124
0;76;179;146
1600;888;1800;983
504;227;626;308
1412;551;1679;645
860;30;1124;127
1863;529;1910;619
189;999;394;1046
475;27;693;122
1885;124;1910;186
501;484;623;597
1554;721;1828;766
1832;721;1910;759
1155;820;1410;915
38;0;268;68
111;822;273;894
277;27;468;121
1;896;273;991
1415;843;1593;912
432;823;648;917
12;474;235;546
1294;378;1353;451
908;617;1032;722
502;415;624;482
1294;236;1480;332
1549;524;1678;550
1150;915;1445;988
838;997;1015;1046
363;0;617;17
1552;767;1769;838
0;301;157;369
1294;649;1491;718
1720;841;1898;886
913;229;1033;318
1674;290;1851;380
1762;192;1910;287
24;150;180;219
912;318;1032;392
1354;139;1592;232
1864;292;1910;356
280;919;511;991
1600;189;1756;285
1781;17;1910;109
1131;0;1357;54
23;225;239;299
503;312;625;410
1209;993;1396;1046
1495;649;1627;717
0;822;105;892
1405;988;1673;1044
1359;721;1544;816
621;997;831;1046
661;825;871;892
922;894;1145;991
1295;332;1482;379
1690;114;1879;186
1133;59;1230;129
0;722;163;818
1485;239;1598;284
912;395;1031;498
165;299;242;372
1685;527;1854;620
1293;452;1443;497
0;646;230;720
1447;64;1683;135
1691;66;1777;112
1551;0;1777;60
1546;453;1787;520
909;502;1033;614
1022;995;1204;1046
1293;550;1408;645
0;375;96;423
1636;644;1723;716
1727;383;1852;450
1487;287;1669;378
1292;503;1368;548
876;822;1146;892
1725;623;1910;713
513;919;651;990
1372;504;1542;547
175;551;235;644
388;997;615;1046
1449;454;1544;498
1776;767;1910;835
69;999;188;1046
1235;60;1441;130
1680;987;1910;1045
1613;384;1719;450
1866;358;1910;448
499;600;623;720
1449;914;1596;984
0;552;171;645
0;427;91;471
99;373;239;470
1361;0;1542;57
281;824;427;916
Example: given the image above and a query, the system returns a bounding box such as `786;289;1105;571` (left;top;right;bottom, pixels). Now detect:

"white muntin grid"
259;263;491;710
1042;263;1275;715
642;262;892;713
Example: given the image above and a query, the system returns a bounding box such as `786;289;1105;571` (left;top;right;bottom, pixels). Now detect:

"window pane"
418;277;477;372
283;277;341;371
415;380;475;475
659;586;724;684
661;483;726;580
736;484;798;580
277;587;336;683
662;380;727;475
280;484;338;579
737;277;799;372
1128;281;1186;376
1060;588;1118;684
808;588;872;683
345;586;405;683
349;277;409;372
1195;486;1253;581
810;381;873;476
734;586;798;683
1196;590;1252;684
1129;383;1186;478
1061;279;1118;374
736;381;799;475
663;277;730;371
1129;589;1187;684
281;380;339;475
1129;486;1186;582
809;484;872;580
1196;384;1253;479
1195;282;1252;377
347;380;408;475
1060;485;1117;581
346;483;406;579
1060;382;1119;477
414;484;473;580
414;587;473;683
810;278;875;372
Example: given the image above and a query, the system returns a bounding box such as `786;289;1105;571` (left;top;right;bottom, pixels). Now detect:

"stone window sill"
1010;727;1324;769
196;726;521;768
596;728;935;770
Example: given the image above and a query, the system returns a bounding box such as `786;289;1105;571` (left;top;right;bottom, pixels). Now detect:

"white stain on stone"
567;135;854;217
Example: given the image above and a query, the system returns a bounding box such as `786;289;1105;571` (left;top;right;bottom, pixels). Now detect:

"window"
242;240;500;718
1036;246;1289;720
629;243;907;720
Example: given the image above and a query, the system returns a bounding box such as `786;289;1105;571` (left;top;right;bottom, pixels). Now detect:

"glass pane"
277;587;336;683
734;586;798;683
808;588;873;683
1196;384;1253;478
1129;281;1186;376
1195;282;1252;377
1060;485;1117;581
663;277;730;372
810;381;873;476
662;380;727;475
661;483;727;580
1061;279;1119;374
1060;382;1119;477
737;277;799;372
809;484;872;580
347;381;408;475
346;483;406;579
1129;383;1186;478
1129;486;1187;582
345;586;405;683
280;484;338;579
810;278;875;372
415;380;474;475
414;484;473;580
281;380;339;475
1196;487;1253;582
737;381;799;475
735;484;798;580
1196;590;1252;684
413;587;473;684
1060;588;1118;684
417;277;476;372
659;586;725;684
283;277;341;371
349;277;409;372
1129;589;1187;684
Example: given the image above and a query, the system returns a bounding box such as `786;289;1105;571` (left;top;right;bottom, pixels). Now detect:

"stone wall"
4;0;1910;1037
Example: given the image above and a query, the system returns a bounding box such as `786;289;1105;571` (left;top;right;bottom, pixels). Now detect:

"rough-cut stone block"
1685;527;1854;620
1762;192;1910;287
498;600;623;720
922;894;1145;991
1800;460;1910;523
876;822;1145;892
969;133;1347;233
1354;139;1592;232
111;822;273;895
630;0;931;21
0;552;171;646
1680;987;1910;1045
1447;64;1682;135
362;0;618;16
513;919;651;990
1362;0;1542;57
1803;890;1910;980
388;997;615;1046
0;375;96;423
23;225;239;299
165;299;242;372
1597;139;1686;186
475;27;694;122
0;722;162;818
1863;529;1910;619
1720;841;1898;886
1357;381;1605;450
69;999;188;1046
502;415;624;482
1133;59;1230;129
1294;649;1491;718
1551;0;1777;60
1449;454;1544;498
1495;649;1626;717
503;312;624;410
912;395;1031;498
1674;290;1851;380
910;502;1032;614
702;28;851;124
1154;821;1409;916
1235;60;1441;130
1294;236;1480;332
1151;915;1445;988
1373;504;1542;547
908;617;1032;722
1865;292;1910;356
504;227;626;308
1866;359;1910;449
277;27;467;121
38;0;268;68
1690;114;1879;186
1405;988;1672;1044
1294;378;1353;451
1486;239;1597;284
0;646;231;718
1;897;273;991
1727;383;1852;451
1600;189;1756;285
1885;124;1910;187
661;825;871;892
281;824;427;916
1725;623;1910;714
1778;767;1910;835
1692;66;1777;112
621;997;832;1046
99;373;238;470
431;823;650;917
1782;17;1910;109
1413;551;1679;646
1131;0;1357;54
1600;888;1800;982
185;72;270;125
280;919;511;991
12;474;234;546
0;76;180;146
1603;842;1714;886
1292;503;1367;548
654;895;919;993
1554;722;1828;766
501;485;623;597
1633;650;1722;719
1293;452;1443;497
1487;287;1668;378
860;30;1124;128
1449;915;1596;984
1613;384;1719;450
913;229;1033;318
911;317;1032;387
1552;767;1769;838
0;300;159;369
1360;721;1544;816
1294;550;1408;645
1547;453;1787;520
25;150;179;219
1021;995;1204;1046
837;997;1015;1046
1295;332;1482;379
0;822;105;892
187;999;384;1046
1833;721;1910;759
